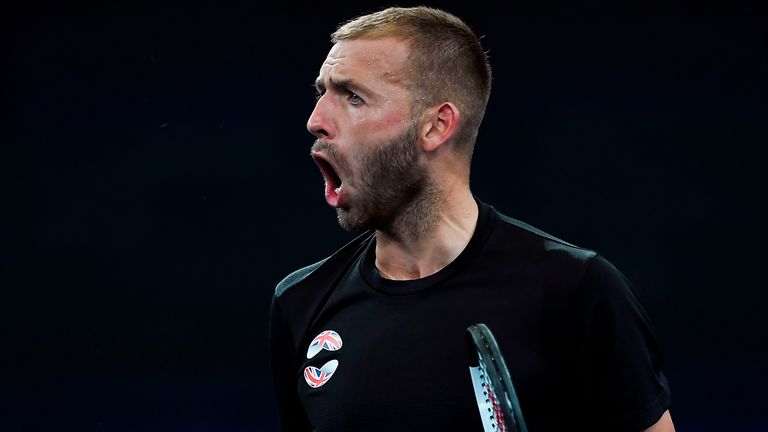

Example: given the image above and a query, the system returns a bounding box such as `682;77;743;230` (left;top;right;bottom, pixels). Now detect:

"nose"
306;95;336;140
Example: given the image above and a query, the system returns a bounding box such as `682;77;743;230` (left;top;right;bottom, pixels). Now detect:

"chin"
336;208;371;232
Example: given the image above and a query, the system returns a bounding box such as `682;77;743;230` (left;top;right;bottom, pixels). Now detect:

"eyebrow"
314;76;372;98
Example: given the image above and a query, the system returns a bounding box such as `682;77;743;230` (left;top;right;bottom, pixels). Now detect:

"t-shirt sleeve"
577;254;671;431
268;296;313;432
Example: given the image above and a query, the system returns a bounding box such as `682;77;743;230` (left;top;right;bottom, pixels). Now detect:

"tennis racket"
466;323;528;432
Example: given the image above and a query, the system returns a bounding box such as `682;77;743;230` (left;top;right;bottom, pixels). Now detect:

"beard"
312;123;441;240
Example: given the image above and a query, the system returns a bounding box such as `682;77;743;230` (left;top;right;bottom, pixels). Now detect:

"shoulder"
274;258;329;298
274;230;374;298
492;212;636;304
480;203;615;301
490;206;597;265
579;253;647;316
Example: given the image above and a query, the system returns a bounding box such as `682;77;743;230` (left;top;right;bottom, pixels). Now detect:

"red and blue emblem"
306;330;343;359
304;359;339;388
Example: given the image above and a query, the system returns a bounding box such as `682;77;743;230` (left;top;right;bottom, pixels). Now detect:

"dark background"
4;1;767;430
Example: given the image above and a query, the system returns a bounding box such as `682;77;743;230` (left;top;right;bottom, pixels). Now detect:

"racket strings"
467;323;527;432
478;352;508;431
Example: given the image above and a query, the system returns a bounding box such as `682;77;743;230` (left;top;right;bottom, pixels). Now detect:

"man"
269;7;674;431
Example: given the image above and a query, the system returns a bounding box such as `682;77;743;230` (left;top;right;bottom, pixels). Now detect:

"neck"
374;181;478;280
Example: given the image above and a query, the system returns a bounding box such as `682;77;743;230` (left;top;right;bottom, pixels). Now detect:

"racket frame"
466;323;528;432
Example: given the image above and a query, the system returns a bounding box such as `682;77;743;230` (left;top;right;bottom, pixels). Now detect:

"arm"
579;255;673;430
269;296;313;431
643;410;675;432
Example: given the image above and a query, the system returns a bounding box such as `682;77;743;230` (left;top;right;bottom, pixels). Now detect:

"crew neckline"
359;198;495;296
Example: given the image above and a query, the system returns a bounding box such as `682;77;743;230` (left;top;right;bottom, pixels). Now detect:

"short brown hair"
332;6;492;159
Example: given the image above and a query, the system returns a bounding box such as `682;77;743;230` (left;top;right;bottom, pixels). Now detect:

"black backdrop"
5;2;767;431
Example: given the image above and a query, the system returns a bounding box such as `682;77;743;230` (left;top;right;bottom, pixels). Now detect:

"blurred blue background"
4;2;767;430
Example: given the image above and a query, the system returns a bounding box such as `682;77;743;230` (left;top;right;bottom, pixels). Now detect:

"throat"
374;189;479;281
377;181;442;242
375;263;426;280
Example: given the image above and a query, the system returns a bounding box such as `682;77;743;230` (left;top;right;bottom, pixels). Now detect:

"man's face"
308;38;431;231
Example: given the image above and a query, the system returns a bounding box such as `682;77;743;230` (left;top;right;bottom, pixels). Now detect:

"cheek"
348;110;409;147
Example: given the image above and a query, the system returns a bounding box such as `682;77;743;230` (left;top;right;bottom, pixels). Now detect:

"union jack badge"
304;359;339;388
306;330;343;359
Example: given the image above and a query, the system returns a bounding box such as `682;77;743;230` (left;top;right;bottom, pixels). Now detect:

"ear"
420;102;460;153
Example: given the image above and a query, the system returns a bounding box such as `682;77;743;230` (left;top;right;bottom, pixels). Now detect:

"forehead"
317;38;411;87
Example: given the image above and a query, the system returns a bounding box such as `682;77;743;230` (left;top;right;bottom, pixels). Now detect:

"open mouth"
312;154;344;208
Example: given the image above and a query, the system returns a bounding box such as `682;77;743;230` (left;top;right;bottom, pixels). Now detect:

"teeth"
334;187;341;194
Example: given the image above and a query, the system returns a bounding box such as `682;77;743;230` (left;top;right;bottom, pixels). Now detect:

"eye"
347;92;364;105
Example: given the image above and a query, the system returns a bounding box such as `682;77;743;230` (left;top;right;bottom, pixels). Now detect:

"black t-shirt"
269;201;670;431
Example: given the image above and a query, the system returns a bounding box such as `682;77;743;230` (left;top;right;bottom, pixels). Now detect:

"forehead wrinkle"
316;40;412;101
316;52;344;81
